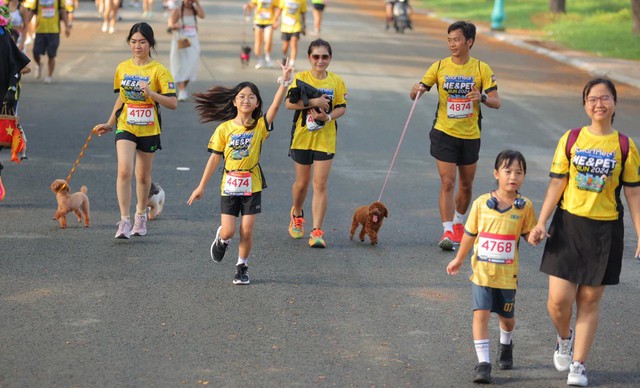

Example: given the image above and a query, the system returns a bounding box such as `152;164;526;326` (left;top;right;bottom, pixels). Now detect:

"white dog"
147;182;165;220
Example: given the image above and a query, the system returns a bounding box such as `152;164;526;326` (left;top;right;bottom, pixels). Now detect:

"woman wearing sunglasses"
285;38;347;248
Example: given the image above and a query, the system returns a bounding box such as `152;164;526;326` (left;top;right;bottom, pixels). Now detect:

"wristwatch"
481;94;487;103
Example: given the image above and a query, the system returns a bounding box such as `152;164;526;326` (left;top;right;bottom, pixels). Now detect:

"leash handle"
63;127;97;190
377;90;421;202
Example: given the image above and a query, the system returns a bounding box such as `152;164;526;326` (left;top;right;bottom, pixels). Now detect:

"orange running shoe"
453;223;464;244
288;207;305;239
308;228;326;248
0;175;5;202
438;230;455;251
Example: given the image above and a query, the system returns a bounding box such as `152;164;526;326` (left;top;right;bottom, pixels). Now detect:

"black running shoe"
498;342;514;370
233;264;250;285
473;362;492;384
210;226;228;263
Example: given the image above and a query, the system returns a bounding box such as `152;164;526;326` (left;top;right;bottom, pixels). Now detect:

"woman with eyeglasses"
528;78;640;387
285;39;347;248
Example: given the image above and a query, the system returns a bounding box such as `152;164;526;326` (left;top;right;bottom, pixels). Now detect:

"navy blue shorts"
33;33;60;58
472;284;516;318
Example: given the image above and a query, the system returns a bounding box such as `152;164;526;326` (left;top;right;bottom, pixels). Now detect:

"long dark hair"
193;82;263;129
127;22;157;57
582;77;617;123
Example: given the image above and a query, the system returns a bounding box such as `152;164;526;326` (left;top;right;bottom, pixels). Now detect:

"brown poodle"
350;201;389;246
50;179;90;229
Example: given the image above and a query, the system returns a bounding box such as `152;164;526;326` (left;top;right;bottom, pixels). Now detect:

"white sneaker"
567;361;588;386
43;76;52;84
35;64;41;79
178;90;188;101
554;329;574;372
101;21;108;33
108;25;115;34
264;59;274;68
254;58;265;70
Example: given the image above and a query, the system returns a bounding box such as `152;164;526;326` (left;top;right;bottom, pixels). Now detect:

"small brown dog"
350;201;389;246
50;179;90;228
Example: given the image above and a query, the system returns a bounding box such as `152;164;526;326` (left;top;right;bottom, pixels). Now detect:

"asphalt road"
1;0;640;386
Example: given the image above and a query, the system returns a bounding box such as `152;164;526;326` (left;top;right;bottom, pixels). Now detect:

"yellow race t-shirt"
420;57;497;140
278;0;306;33
550;127;640;220
113;59;176;138
465;193;537;290
287;70;348;154
251;0;279;26
208;116;272;195
23;0;64;34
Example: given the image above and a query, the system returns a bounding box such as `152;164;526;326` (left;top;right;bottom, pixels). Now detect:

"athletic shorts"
429;127;480;166
33;33;60;58
539;208;624;286
254;24;273;30
115;131;162;153
313;4;325;11
472;284;516;319
290;149;334;165
221;191;262;216
281;32;301;41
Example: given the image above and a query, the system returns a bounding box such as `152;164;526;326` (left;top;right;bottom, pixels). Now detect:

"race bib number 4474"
223;171;252;196
477;232;516;264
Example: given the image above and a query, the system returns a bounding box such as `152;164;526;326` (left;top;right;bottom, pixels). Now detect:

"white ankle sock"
454;211;465;224
443;221;454;233
474;339;490;364
121;215;130;222
236;257;248;265
499;328;513;345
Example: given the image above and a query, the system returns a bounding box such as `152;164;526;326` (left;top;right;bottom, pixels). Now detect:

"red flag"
0;115;25;163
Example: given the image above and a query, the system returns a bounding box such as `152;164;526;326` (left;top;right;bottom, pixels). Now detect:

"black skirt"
539;208;624;286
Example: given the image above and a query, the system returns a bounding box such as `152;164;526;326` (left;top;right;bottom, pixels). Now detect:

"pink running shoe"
131;213;148;236
115;219;132;239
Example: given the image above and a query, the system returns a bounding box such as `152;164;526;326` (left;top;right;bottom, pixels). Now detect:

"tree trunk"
632;0;640;34
549;0;566;13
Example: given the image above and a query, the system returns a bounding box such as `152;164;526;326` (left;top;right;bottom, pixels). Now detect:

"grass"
417;0;640;59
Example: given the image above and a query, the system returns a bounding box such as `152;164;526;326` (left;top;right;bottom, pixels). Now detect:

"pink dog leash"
377;90;422;202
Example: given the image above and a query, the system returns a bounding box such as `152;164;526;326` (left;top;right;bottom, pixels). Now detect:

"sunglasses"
311;54;331;60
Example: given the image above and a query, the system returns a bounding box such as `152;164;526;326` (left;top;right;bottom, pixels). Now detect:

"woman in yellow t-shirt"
285;39;347;248
243;0;279;69
529;78;640;387
95;23;177;239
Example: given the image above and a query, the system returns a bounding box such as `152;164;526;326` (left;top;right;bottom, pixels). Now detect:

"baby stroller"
393;0;412;34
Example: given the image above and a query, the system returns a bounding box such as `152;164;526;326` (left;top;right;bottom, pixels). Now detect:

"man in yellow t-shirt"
23;0;71;84
274;0;306;68
410;21;501;251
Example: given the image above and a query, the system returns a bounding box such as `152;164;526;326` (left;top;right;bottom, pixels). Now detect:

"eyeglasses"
311;54;331;60
586;95;613;105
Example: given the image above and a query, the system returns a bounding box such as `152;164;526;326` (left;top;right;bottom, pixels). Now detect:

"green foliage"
418;0;640;59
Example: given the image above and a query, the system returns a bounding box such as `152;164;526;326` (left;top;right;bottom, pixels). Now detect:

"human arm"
138;80;178;110
446;233;475;275
60;8;71;37
168;7;181;29
624;185;640;258
193;0;205;18
187;152;222;205
409;82;427;101
466;85;500;109
528;177;567;245
272;5;282;29
94;95;124;135
265;59;294;124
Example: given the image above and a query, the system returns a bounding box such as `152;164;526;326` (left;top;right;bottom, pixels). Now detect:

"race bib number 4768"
477;232;516;264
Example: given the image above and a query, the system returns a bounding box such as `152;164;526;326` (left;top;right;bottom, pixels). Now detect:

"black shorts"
539;208;624;286
290;149;334;165
281;32;301;41
221;191;262;216
33;33;60;58
429;127;480;166
115;131;162;153
472;284;516;318
254;24;273;30
313;4;325;11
